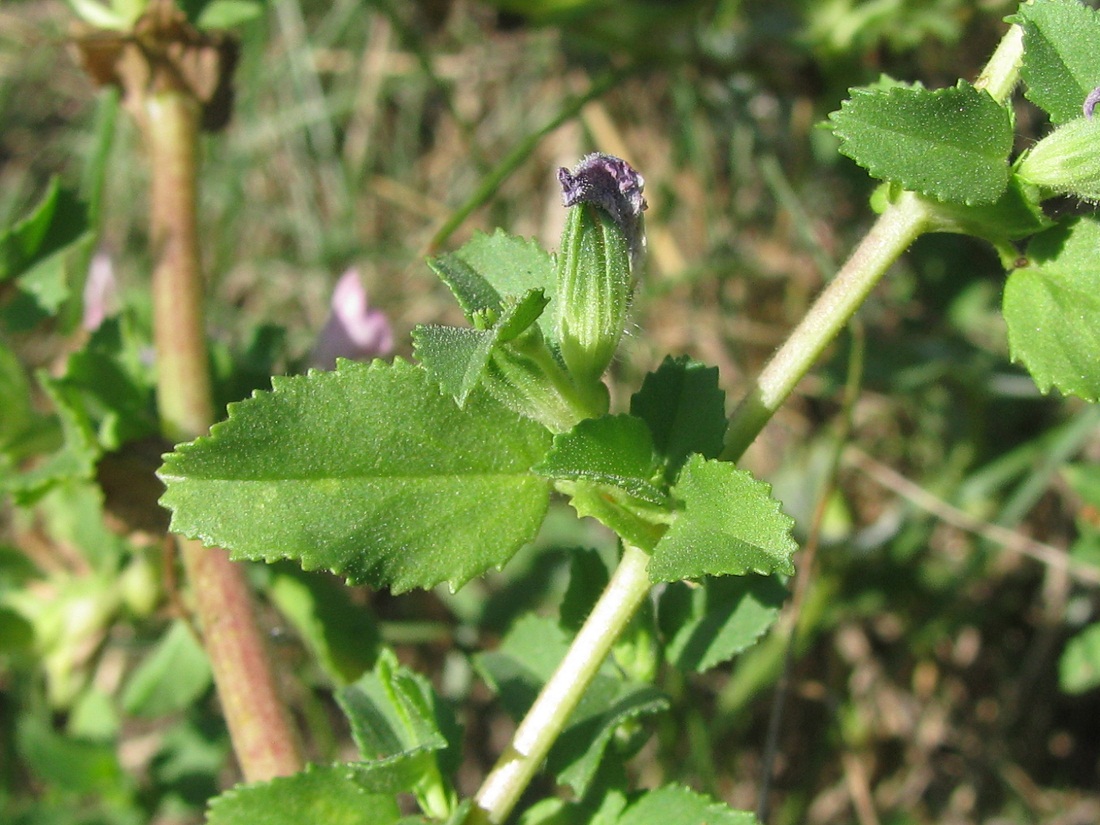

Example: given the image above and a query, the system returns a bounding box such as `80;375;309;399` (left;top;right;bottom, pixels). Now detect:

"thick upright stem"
145;90;304;782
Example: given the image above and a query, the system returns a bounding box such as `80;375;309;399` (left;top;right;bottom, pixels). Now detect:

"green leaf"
4;375;101;504
658;576;787;672
16;715;129;798
269;567;381;685
922;176;1051;246
534;415;666;505
413;289;549;405
121;620;212;717
58;322;159;449
649;455;797;581
556;479;668;552
629;356;727;482
615;785;758;825
413;325;498;404
1004;217;1100;401
337;649;456;761
0;342;59;461
475;615;668;797
1017;0;1100;124
428;230;556;329
1059;622;1100;694
206;764;402;825
829;80;1013;205
0;179;88;282
337;648;459;817
158;359;552;593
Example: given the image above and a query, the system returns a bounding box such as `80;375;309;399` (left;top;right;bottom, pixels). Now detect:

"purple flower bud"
1085;86;1100;119
558;153;648;276
82;249;119;332
310;269;394;370
558;152;647;225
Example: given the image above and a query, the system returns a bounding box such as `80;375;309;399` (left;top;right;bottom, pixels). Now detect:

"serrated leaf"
658;576;787;672
630;356;727;482
121;620;212;716
412;325;497;404
337;649;455;761
615;785;758;825
1059;622;1100;694
649;455;797;582
556;480;668;551
205;764;401;825
413;289;549;405
1004;217;1100;401
337;649;459;817
159;360;552;593
829;80;1013;205
1017;0;1100;124
428;230;556;328
534;415;666;505
269;567;380;685
475;615;668;797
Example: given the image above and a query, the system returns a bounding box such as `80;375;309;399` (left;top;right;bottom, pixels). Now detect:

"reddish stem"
145;89;304;782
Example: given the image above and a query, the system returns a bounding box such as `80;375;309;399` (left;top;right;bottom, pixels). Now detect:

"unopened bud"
1017;115;1100;202
555;153;647;384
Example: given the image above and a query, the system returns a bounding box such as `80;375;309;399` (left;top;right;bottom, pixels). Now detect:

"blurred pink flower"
83;250;119;332
310;268;394;370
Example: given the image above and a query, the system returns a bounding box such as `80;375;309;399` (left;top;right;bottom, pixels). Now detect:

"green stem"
720;192;931;461
145;90;304;782
469;543;652;825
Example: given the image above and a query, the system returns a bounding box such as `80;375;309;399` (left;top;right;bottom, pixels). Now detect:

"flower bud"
555;153;647;384
1016;115;1100;202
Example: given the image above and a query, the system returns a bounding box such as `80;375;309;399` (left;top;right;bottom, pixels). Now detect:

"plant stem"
145;90;304;782
720;192;930;462
469;543;653;825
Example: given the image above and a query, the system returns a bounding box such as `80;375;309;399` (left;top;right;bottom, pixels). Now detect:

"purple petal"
558;152;647;230
1085;86;1100;119
310;269;393;370
558;153;648;275
82;250;118;332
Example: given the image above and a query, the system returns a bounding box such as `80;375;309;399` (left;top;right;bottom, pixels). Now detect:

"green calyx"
555;203;636;387
1016;116;1100;202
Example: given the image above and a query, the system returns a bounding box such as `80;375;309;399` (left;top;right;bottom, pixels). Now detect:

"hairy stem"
145;90;304;782
470;544;652;825
720;192;931;462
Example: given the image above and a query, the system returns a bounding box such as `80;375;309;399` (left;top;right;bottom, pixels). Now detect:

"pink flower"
310;269;394;370
82;250;119;332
